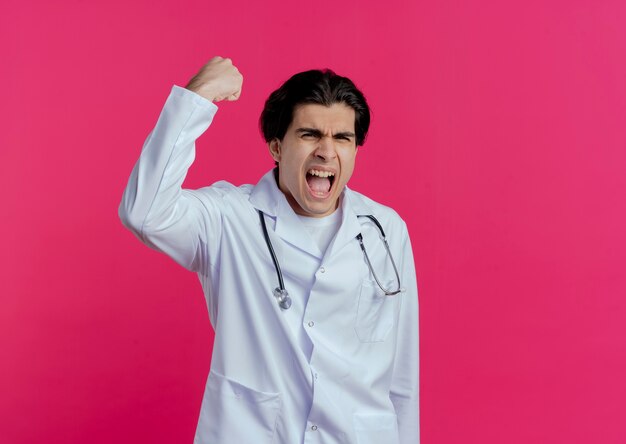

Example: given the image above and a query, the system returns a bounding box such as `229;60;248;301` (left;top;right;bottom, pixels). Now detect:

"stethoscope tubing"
356;215;402;295
258;211;285;290
258;210;402;310
258;211;292;309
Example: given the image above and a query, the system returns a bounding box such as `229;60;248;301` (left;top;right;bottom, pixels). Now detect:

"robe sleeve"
390;222;420;443
118;86;223;272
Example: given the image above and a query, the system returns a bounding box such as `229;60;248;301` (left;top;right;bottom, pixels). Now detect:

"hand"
185;57;243;102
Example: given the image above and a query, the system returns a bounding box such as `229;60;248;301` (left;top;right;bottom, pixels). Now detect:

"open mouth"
306;168;336;197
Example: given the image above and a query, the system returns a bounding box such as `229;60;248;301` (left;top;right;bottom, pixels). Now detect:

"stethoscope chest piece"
273;287;292;310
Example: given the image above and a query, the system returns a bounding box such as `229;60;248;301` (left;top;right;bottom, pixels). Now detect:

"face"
269;103;358;218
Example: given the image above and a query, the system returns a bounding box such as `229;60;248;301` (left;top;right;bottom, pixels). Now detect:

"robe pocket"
353;412;400;444
355;280;398;342
196;371;281;444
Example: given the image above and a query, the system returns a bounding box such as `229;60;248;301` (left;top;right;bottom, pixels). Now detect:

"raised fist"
185;57;243;102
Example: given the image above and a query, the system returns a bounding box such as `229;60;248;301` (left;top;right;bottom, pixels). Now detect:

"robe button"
319;267;325;273
308;321;315;327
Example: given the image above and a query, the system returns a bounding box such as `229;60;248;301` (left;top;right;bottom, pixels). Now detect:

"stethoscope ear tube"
357;214;386;238
356;231;401;296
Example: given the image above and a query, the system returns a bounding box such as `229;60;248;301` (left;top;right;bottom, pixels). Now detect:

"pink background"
2;0;626;443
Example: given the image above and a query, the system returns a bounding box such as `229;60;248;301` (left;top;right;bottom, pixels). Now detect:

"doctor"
119;57;419;444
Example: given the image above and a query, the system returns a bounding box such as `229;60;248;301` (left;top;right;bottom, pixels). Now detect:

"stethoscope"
258;210;402;310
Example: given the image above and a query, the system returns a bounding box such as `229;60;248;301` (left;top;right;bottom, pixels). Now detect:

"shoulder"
192;180;255;209
346;188;409;236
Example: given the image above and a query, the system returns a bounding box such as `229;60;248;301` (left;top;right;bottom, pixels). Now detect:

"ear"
268;139;281;162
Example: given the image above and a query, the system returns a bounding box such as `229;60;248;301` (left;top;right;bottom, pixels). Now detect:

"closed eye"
295;128;355;143
334;133;355;142
296;128;322;140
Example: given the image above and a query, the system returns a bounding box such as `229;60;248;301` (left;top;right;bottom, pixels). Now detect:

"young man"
119;57;419;444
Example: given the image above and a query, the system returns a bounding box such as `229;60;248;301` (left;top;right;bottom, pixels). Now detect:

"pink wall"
2;0;625;443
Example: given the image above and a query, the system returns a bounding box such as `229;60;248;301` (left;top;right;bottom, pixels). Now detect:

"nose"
314;136;337;161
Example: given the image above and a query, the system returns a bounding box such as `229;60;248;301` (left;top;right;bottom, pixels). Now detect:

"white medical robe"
119;86;419;444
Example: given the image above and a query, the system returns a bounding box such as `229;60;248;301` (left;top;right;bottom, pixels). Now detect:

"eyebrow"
295;128;356;139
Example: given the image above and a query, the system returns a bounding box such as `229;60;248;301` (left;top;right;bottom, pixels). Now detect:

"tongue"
307;175;331;193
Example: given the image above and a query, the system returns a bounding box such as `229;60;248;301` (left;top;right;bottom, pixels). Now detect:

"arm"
118;57;243;271
390;224;420;443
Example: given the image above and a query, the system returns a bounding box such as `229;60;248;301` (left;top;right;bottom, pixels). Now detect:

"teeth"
308;169;335;178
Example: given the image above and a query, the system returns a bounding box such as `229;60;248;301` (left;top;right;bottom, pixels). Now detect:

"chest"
217;207;400;341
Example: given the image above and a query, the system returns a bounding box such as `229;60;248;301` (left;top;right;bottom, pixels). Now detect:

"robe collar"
249;169;375;259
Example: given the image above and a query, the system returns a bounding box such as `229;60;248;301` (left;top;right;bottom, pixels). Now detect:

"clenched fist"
185;57;243;102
